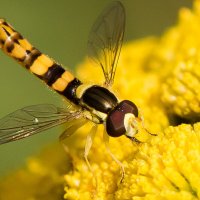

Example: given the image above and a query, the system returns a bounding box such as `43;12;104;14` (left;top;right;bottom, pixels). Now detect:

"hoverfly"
0;2;150;170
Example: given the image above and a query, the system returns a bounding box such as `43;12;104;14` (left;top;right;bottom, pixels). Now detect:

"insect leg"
103;129;125;183
84;124;98;188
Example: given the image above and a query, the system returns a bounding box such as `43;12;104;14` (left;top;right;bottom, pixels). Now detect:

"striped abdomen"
0;19;81;104
0;19;121;124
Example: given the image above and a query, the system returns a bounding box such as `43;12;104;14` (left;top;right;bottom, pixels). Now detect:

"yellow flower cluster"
158;0;200;119
1;1;200;199
115;123;200;200
65;0;200;198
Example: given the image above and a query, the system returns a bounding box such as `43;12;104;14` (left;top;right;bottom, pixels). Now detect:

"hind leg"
84;124;98;188
103;129;125;183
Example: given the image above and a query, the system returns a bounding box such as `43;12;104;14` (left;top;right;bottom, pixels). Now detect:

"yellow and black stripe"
0;3;141;140
0;19;120;123
0;19;82;104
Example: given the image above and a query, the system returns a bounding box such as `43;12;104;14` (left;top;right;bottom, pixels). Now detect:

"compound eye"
106;100;138;137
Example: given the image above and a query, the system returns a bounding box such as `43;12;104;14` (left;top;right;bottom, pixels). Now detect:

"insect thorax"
76;84;118;123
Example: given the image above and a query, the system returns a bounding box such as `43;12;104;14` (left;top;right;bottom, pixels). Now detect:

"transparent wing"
88;1;125;87
59;118;87;141
0;104;82;144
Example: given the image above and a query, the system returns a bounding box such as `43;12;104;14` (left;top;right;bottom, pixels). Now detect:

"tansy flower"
156;0;200;120
1;1;200;200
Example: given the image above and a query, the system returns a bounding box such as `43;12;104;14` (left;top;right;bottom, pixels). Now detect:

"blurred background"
0;0;191;176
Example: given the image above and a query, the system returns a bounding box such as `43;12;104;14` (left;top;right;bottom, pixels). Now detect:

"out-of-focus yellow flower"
158;0;200;120
1;1;200;200
0;144;70;200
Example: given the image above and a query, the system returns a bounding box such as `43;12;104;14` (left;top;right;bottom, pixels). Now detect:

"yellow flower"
64;0;200;199
0;144;69;200
64;123;200;200
1;1;200;200
158;0;200;120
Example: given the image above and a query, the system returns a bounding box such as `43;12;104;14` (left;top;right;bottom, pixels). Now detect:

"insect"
0;1;150;170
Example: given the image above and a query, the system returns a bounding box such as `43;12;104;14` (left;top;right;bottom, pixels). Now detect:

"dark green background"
0;0;191;176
